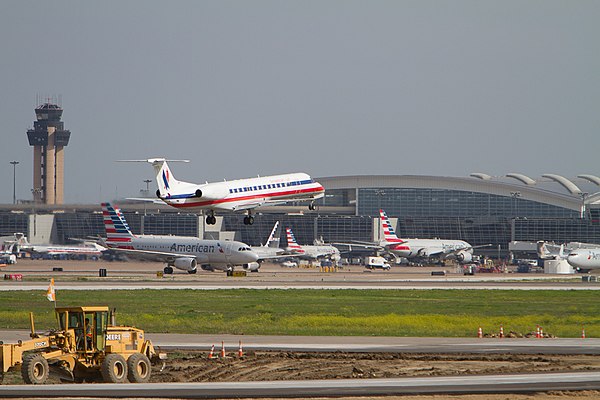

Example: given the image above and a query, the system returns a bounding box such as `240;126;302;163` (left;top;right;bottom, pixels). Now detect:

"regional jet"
101;202;258;274
123;158;325;225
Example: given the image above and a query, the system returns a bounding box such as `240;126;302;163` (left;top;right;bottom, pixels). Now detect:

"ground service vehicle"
365;256;391;270
0;306;166;384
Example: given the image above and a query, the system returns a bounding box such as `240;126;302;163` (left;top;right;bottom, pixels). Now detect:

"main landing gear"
243;212;254;225
308;202;317;211
206;211;216;225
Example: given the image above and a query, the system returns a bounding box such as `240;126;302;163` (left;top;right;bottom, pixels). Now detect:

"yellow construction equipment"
0;306;166;384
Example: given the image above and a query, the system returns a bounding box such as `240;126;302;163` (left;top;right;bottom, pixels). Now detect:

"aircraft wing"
125;197;167;204
333;241;383;251
105;247;207;264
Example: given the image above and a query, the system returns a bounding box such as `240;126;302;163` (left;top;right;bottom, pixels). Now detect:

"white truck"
365;256;391;270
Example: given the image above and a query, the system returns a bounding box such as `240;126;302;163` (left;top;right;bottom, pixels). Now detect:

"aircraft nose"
246;251;259;262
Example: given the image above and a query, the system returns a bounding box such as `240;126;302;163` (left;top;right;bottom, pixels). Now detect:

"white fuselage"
24;244;104;256
567;249;600;270
384;239;472;259
107;235;258;268
162;173;324;212
287;245;341;261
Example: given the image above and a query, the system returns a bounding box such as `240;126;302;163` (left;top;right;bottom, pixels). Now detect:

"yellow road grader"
0;306;166;384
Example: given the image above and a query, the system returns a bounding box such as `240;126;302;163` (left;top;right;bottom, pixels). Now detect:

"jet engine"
243;262;260;272
194;185;229;200
172;257;197;272
455;251;473;263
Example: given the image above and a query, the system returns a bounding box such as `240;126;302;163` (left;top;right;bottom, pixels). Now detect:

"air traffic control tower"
26;103;71;204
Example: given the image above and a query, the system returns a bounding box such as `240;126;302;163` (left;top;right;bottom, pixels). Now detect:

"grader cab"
0;306;166;384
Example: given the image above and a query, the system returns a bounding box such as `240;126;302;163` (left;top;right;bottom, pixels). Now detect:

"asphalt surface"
2;331;599;355
2;372;600;398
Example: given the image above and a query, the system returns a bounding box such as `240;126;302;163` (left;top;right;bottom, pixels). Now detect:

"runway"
2;330;599;355
2;260;598;290
2;372;600;398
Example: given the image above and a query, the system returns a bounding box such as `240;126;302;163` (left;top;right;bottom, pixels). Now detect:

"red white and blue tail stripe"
102;202;134;247
379;209;403;243
285;228;305;254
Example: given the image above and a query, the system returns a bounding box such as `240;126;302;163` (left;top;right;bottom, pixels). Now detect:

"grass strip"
0;289;597;337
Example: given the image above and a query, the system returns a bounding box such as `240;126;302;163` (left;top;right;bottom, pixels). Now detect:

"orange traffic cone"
499;324;504;338
477;327;483;338
238;340;244;357
220;341;226;358
208;344;216;359
539;326;543;338
582;326;586;339
536;325;541;339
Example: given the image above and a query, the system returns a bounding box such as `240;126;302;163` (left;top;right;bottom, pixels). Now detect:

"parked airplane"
250;221;286;259
123;158;325;225
537;241;600;271
285;227;341;262
20;237;106;259
338;209;480;264
101;202;258;274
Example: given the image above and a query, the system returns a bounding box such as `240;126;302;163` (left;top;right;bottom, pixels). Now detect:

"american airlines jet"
378;209;480;263
285;227;341;262
537;241;600;271
125;158;325;226
101;203;258;274
338;210;480;264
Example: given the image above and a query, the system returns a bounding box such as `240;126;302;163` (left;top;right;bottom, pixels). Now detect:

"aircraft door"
225;242;233;257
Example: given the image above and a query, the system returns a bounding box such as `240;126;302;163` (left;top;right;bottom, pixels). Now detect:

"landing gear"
205;211;216;225
163;266;173;275
308;202;317;211
243;211;254;225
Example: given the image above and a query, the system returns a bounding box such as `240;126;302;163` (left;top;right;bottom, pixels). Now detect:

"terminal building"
2;173;600;259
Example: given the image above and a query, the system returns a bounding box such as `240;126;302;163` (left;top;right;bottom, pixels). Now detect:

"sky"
1;1;599;204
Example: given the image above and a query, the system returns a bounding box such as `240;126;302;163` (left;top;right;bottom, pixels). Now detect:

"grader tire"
127;352;151;383
101;354;128;383
21;353;49;384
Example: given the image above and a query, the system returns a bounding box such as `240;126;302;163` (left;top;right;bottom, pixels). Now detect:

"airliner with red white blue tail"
122;158;325;226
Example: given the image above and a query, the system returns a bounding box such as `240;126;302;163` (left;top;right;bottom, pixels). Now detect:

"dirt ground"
155;350;600;383
5;350;600;400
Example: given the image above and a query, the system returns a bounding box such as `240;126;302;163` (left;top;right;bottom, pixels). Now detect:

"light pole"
144;179;152;194
510;191;521;217
375;189;385;242
10;161;19;204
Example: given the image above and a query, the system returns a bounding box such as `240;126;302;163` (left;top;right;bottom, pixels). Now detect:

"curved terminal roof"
578;175;600;186
470;173;492;180
542;174;582;195
317;175;583;212
505;173;536;186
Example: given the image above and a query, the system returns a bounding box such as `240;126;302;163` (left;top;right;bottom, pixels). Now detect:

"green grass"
0;289;598;337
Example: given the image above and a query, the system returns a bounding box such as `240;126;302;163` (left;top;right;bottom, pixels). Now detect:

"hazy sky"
1;1;599;204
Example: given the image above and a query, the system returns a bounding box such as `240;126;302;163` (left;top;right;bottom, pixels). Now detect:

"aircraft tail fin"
265;221;280;248
150;158;184;198
117;158;189;198
285;227;304;253
101;202;135;243
379;209;403;243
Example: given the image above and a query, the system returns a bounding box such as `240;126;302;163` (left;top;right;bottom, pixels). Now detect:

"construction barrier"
3;274;22;281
